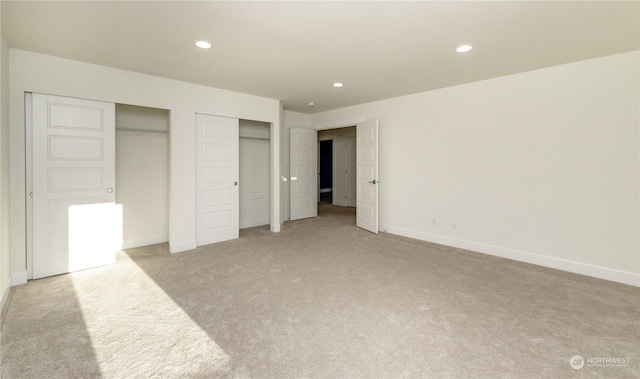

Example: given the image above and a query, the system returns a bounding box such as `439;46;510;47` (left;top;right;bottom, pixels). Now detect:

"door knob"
234;182;238;186
369;180;377;184
106;187;113;193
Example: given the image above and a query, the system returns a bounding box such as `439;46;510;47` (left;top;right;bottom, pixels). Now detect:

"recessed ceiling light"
333;82;344;88
456;45;473;53
308;102;315;106
195;41;212;49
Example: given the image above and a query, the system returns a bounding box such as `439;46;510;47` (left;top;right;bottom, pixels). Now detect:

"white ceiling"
2;1;638;113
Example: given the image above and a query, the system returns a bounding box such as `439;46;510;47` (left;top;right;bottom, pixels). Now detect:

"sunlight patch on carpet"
69;253;232;377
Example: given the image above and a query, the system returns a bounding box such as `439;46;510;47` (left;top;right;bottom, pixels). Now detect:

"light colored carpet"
1;204;638;378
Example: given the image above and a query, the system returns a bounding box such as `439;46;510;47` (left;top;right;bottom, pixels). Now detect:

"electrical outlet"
452;221;456;229
432;217;437;226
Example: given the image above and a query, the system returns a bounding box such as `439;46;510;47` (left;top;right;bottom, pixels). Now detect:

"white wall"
0;23;12;310
9;49;281;281
115;104;169;249
282;110;312;221
311;51;640;286
239;120;270;228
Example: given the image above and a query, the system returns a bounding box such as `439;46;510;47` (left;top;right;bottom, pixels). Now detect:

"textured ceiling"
2;1;638;113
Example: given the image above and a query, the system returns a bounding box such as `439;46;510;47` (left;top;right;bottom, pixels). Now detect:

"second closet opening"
239;119;271;229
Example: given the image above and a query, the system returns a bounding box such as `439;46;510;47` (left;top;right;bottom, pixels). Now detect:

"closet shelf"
116;127;168;134
239;136;270;141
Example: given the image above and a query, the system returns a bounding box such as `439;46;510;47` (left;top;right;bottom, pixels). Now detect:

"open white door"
346;136;357;207
195;114;239;246
32;93;120;279
356;119;379;233
289;128;317;220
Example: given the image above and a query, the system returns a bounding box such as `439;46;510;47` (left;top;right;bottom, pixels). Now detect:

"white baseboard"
10;271;27;286
169;240;197;254
122;234;168;250
240;218;269;229
379;224;640;288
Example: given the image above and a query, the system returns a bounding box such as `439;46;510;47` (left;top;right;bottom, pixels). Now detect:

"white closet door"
239;137;270;229
195;114;239;246
32;93;118;279
289;128;317;220
356;119;379;233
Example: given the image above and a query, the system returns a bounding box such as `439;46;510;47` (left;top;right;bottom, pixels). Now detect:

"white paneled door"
32;93;119;279
289;128;318;220
239;136;270;229
195;114;239;246
356;119;379;233
346;136;357;207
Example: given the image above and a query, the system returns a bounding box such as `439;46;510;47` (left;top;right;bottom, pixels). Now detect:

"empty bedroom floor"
1;205;638;378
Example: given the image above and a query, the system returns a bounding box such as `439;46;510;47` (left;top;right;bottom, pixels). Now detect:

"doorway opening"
239;119;271;230
319;140;333;203
115;104;170;250
289;119;378;233
318;126;356;210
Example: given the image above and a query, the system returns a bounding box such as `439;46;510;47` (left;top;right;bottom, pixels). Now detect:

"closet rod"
116;127;168;134
239;136;270;141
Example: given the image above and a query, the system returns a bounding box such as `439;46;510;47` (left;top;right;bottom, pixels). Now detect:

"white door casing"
356;119;379;233
195;114;239;246
32;93;119;279
289;128;318;220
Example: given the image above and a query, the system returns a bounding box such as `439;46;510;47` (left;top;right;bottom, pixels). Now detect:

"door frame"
26;93;33;279
299;115;379;232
